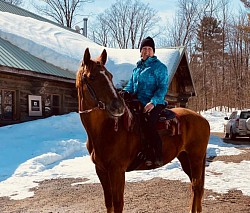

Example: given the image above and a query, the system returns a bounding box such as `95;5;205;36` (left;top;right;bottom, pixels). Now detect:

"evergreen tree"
194;16;224;110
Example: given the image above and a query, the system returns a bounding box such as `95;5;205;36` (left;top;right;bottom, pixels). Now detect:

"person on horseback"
122;36;169;167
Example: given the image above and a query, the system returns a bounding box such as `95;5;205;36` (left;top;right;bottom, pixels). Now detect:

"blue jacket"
124;56;168;107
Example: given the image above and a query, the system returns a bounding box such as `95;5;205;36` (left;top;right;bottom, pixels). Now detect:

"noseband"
79;73;106;114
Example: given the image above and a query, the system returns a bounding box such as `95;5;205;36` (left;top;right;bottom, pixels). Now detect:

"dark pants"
141;104;165;161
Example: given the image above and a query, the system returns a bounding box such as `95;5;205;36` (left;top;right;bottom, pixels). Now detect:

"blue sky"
76;0;178;28
23;0;180;28
24;0;245;30
76;0;244;25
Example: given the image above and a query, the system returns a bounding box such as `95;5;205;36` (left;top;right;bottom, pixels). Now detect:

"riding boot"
147;127;163;166
153;133;163;166
141;104;165;167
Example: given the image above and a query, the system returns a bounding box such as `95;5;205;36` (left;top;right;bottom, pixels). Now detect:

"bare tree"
91;15;110;47
166;0;200;47
2;0;22;6
91;0;159;49
32;0;93;28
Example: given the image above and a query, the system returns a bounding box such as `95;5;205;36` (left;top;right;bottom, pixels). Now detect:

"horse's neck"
80;111;118;138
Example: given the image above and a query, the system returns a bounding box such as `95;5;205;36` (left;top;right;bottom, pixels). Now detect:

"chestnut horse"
76;48;210;213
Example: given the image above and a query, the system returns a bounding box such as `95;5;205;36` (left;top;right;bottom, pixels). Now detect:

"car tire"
229;128;236;140
246;118;250;130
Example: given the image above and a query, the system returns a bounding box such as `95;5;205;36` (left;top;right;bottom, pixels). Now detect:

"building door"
44;94;61;117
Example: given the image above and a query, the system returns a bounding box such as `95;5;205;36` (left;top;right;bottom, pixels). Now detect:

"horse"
76;48;210;213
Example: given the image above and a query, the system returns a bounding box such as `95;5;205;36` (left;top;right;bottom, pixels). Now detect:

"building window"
0;90;15;120
45;94;61;117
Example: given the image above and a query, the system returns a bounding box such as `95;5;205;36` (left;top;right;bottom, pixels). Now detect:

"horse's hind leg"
178;151;203;213
95;166;114;213
189;155;206;213
177;151;192;181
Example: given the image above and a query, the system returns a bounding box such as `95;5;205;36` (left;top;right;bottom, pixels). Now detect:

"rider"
123;36;169;167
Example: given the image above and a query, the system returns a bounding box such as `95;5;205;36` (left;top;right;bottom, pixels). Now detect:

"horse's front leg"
109;168;126;213
95;166;114;213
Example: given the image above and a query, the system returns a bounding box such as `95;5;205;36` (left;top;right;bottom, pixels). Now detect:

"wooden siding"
0;71;78;126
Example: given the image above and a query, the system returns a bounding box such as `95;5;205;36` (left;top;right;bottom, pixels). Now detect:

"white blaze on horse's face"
100;70;118;98
99;70;125;117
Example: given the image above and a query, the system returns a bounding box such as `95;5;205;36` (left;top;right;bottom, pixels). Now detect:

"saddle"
123;99;181;136
123;99;181;172
157;108;181;136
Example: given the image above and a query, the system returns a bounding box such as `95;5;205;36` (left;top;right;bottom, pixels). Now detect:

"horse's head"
76;48;125;117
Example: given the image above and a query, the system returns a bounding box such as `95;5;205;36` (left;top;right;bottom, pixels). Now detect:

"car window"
229;112;237;119
240;111;250;119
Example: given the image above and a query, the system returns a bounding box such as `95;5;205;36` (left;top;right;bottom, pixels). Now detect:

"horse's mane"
76;59;106;112
76;64;87;112
76;64;85;89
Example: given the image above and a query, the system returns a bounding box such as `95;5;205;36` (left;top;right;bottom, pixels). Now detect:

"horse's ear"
100;49;107;65
83;48;91;65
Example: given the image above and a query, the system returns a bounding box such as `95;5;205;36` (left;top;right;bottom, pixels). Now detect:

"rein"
79;73;106;114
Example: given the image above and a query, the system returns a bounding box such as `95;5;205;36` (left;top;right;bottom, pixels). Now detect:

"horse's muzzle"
107;98;125;117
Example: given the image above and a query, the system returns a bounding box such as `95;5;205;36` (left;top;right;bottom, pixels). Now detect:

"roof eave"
0;65;76;84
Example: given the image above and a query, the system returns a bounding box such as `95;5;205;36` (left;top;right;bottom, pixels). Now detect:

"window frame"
0;89;16;121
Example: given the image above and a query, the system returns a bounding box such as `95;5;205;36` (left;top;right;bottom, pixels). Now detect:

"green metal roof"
0;37;75;79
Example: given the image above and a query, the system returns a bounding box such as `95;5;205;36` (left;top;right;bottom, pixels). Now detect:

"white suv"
224;109;250;139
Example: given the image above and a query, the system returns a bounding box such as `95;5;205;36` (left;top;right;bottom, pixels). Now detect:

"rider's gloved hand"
119;90;132;101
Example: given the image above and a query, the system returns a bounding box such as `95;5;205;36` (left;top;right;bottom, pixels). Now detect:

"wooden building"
166;47;196;108
0;0;79;126
0;37;78;127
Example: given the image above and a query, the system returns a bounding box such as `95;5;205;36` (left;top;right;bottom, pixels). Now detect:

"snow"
0;12;180;87
0;10;250;200
0;110;249;200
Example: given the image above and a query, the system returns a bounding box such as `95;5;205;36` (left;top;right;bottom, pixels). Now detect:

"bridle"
79;71;106;114
79;63;127;131
78;67;124;131
77;51;126;131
